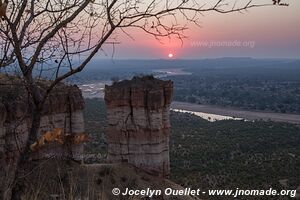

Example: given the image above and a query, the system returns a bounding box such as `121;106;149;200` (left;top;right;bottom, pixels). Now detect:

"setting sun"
168;53;174;58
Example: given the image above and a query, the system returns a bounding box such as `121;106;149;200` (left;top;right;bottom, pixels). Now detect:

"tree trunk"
10;106;42;200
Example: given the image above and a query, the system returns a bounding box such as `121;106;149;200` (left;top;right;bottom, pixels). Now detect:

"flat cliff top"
106;75;173;90
0;74;78;93
0;74;84;117
104;76;173;108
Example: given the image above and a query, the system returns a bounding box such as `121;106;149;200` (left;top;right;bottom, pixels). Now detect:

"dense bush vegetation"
73;59;300;114
169;60;300;114
83;98;107;155
84;99;300;199
170;112;300;199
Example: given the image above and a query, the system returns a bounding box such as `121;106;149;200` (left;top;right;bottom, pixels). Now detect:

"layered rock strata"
0;79;85;165
105;76;173;177
0;76;86;199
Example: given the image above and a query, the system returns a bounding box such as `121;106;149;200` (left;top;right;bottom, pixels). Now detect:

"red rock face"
105;76;173;177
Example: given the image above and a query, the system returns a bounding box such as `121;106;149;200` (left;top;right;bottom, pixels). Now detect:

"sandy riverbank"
171;101;300;124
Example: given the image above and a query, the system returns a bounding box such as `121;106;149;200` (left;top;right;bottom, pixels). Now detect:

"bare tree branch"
0;0;288;199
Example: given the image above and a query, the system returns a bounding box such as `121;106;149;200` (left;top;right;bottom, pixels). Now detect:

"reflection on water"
154;68;192;78
171;109;244;122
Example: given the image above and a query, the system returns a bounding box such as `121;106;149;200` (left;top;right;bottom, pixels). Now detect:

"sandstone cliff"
105;76;173;177
0;76;85;166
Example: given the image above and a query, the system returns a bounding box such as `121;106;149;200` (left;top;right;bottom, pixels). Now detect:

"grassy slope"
23;160;198;200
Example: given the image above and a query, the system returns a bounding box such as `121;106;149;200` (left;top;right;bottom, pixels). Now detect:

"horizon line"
92;57;300;61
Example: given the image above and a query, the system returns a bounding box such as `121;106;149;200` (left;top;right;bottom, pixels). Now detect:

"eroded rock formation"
105;76;173;177
0;78;85;165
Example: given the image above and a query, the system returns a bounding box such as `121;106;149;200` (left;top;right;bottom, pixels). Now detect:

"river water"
171;109;244;122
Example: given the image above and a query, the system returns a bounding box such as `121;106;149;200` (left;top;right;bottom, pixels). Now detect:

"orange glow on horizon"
112;2;300;59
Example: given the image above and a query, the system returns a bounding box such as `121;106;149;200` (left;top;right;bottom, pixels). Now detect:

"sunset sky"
103;0;300;59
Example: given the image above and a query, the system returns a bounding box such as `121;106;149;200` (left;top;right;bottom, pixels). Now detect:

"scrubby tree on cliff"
0;0;288;199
